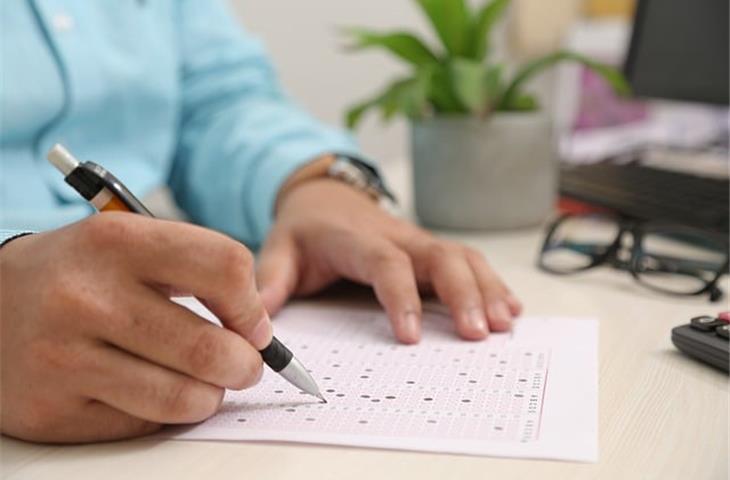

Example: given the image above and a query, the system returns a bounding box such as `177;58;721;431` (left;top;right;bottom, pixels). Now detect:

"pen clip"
80;162;154;217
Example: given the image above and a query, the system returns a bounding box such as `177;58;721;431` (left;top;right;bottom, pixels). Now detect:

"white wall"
228;0;460;163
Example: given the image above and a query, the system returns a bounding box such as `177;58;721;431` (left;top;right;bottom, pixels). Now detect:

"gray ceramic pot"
411;112;556;230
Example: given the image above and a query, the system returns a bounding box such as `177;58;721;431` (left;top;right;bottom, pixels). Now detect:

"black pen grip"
259;336;293;372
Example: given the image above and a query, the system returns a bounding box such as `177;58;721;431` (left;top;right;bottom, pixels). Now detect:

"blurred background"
229;0;728;305
230;0;636;162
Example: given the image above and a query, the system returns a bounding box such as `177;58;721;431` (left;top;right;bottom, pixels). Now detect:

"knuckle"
220;244;254;284
77;214;132;249
200;385;225;419
464;246;484;262
163;377;198;419
426;242;452;264
235;352;263;389
187;330;223;379
372;247;410;268
165;378;222;422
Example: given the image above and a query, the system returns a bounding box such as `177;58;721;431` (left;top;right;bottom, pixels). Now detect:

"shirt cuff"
0;230;34;248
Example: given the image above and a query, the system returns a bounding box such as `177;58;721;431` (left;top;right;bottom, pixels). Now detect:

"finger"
37;401;161;444
366;246;422;344
84;344;227;424
465;249;521;331
319;230;422;344
98;286;263;390
256;229;300;315
425;244;490;340
83;214;273;349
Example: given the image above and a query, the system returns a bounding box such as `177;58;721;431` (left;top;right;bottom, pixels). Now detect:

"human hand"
256;178;522;344
0;214;270;443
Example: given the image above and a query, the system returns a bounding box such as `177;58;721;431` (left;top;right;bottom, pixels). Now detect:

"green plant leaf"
500;93;539;111
449;59;505;114
467;0;510;60
343;28;439;67
483;64;504;102
428;63;469;113
449;58;488;113
498;50;631;111
414;0;471;56
345;71;432;129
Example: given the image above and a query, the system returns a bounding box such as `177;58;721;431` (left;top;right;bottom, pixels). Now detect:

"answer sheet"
168;299;598;462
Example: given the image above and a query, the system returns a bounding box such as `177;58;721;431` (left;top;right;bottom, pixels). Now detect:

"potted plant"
344;0;629;230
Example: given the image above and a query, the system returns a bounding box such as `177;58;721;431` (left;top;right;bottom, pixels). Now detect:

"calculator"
671;312;729;373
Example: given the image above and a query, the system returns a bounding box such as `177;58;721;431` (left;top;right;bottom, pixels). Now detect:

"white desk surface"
2;159;728;480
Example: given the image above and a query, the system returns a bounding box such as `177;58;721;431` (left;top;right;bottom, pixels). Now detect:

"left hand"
256;177;522;344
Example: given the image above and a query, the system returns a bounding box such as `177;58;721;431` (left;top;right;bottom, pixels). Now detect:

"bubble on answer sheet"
196;308;552;447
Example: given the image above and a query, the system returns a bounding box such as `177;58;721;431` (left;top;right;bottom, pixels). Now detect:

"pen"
47;143;326;403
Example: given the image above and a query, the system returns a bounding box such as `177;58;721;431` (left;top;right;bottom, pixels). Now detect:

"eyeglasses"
538;214;729;302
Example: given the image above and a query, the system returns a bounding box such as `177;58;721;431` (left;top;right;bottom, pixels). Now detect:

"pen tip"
318;394;327;404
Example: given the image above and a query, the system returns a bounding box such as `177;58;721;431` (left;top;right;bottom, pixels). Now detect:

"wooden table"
2;160;727;479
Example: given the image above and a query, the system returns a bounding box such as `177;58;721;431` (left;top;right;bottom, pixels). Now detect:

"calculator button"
691;315;725;332
716;324;730;340
718;312;730;324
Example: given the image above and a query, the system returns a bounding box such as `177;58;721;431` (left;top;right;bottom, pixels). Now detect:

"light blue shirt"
0;0;363;248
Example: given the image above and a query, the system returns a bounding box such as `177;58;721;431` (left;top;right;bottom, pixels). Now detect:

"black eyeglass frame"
537;213;730;302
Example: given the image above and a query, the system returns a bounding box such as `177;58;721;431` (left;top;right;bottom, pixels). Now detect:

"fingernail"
488;301;513;328
250;315;273;350
401;311;421;343
505;294;523;315
467;307;488;334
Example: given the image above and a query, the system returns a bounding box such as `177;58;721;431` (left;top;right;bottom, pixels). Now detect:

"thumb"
256;229;300;316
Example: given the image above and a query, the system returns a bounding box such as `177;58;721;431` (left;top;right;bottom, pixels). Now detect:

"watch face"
330;157;396;203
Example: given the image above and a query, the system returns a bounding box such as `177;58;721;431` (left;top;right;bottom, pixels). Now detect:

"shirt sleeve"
168;0;364;249
0;230;33;248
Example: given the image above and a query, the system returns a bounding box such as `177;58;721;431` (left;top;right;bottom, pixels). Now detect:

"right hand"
0;213;271;443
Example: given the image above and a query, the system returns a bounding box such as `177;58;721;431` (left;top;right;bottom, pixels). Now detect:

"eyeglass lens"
634;229;728;294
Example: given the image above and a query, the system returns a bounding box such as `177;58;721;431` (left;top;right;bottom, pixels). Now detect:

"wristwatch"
327;156;397;206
